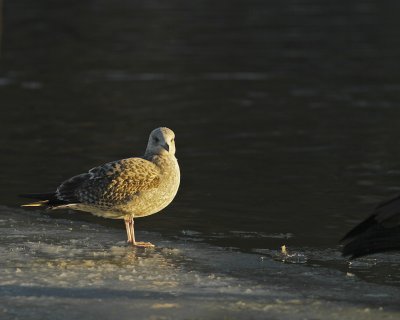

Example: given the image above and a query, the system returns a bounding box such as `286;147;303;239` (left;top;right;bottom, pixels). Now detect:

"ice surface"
0;206;399;320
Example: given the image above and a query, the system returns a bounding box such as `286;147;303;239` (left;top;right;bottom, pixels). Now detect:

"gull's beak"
162;143;170;152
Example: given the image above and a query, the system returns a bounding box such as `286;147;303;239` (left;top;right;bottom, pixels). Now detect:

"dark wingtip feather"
341;224;400;259
340;214;378;243
375;194;400;210
341;194;400;259
341;237;373;259
19;193;68;207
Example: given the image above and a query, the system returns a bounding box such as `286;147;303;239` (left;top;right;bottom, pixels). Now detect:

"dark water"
2;0;400;294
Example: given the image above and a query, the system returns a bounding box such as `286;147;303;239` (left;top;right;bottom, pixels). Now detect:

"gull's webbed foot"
133;241;155;248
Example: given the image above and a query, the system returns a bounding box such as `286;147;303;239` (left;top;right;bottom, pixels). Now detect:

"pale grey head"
145;127;176;156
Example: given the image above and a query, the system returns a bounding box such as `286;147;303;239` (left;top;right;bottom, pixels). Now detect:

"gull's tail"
21;200;49;207
19;193;63;208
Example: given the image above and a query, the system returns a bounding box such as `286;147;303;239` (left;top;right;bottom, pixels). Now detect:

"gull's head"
146;127;176;156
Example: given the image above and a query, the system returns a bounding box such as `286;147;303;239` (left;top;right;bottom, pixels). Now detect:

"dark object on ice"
341;195;400;259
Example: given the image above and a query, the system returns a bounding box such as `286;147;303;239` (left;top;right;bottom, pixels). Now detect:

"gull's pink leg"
129;217;154;248
124;218;132;243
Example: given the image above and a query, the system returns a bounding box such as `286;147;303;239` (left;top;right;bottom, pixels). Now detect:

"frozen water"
0;206;400;320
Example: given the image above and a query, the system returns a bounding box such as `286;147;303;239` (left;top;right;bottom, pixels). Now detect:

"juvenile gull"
21;127;180;247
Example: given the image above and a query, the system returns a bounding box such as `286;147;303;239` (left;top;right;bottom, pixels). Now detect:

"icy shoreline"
0;206;399;320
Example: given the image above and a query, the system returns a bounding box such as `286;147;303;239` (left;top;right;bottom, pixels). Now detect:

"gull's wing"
56;157;160;207
341;195;400;259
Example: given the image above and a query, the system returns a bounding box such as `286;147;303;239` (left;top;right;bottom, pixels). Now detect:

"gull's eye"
154;137;160;143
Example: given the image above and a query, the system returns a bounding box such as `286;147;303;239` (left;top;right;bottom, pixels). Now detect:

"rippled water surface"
1;0;400;318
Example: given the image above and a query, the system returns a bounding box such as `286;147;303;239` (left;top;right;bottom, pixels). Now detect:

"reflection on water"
1;0;400;291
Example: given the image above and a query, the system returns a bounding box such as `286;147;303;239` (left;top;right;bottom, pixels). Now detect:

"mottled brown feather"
56;158;160;207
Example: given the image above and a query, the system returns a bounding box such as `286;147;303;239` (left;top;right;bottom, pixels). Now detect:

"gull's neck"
144;150;175;161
